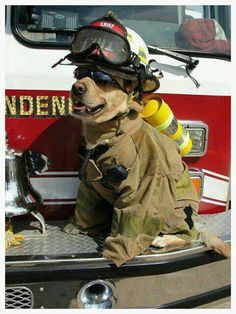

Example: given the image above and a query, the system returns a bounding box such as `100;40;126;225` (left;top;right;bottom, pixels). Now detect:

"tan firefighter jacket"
74;110;199;267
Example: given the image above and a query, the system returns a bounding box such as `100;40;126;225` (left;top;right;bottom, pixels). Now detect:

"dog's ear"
143;77;160;93
125;80;139;94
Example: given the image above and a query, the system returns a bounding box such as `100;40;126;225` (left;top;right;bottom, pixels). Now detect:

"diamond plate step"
6;211;230;257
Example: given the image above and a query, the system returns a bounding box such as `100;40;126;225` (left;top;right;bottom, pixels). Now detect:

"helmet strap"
136;67;146;101
128;53;145;100
127;92;136;104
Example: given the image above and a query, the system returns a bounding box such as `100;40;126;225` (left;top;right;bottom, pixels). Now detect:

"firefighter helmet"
57;11;161;97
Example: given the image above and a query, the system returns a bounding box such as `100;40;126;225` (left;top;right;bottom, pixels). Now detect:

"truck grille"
5;286;33;308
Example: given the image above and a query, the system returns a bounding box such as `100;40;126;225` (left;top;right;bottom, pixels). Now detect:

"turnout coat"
74;110;199;266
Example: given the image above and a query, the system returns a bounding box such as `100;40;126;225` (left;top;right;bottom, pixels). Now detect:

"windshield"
12;5;231;56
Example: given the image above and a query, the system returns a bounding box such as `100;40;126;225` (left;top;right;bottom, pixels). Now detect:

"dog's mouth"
72;101;105;116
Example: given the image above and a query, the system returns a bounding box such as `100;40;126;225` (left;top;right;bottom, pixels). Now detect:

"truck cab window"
12;5;230;56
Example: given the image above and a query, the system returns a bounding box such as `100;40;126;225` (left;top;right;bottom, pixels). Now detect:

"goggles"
74;67;125;90
70;26;132;66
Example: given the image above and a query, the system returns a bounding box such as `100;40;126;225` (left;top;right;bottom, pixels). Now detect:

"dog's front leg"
64;181;112;236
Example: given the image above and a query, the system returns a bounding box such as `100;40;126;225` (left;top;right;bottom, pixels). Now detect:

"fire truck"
5;5;231;309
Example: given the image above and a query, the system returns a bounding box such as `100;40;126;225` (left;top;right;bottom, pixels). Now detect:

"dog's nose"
72;82;87;95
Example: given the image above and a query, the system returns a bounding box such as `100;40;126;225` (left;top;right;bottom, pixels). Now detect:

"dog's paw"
152;235;187;248
151;236;167;248
64;223;81;235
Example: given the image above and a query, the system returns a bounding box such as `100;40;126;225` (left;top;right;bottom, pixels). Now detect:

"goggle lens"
71;28;130;65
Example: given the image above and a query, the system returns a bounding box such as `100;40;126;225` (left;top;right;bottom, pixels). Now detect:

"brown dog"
65;67;230;267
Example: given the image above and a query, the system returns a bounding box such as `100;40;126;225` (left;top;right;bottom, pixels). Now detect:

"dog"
64;66;230;267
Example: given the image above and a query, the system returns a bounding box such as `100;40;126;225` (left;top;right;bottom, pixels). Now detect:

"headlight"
77;280;117;309
180;121;208;156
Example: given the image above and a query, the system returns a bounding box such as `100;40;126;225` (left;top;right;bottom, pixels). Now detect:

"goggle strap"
51;54;70;68
129;53;140;68
136;67;146;100
138;87;143;101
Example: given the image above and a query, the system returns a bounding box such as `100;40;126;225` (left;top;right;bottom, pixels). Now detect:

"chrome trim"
44;201;76;205
180;120;209;157
5;238;230;267
39;171;79;176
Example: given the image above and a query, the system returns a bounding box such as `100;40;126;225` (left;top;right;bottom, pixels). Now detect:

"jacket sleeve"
102;172;177;267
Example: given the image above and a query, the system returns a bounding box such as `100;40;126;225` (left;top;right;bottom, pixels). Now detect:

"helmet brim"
97;65;138;81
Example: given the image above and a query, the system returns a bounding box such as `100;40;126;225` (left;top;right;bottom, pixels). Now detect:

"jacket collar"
82;110;142;149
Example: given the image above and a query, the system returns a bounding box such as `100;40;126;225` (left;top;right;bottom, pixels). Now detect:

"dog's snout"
72;82;87;95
